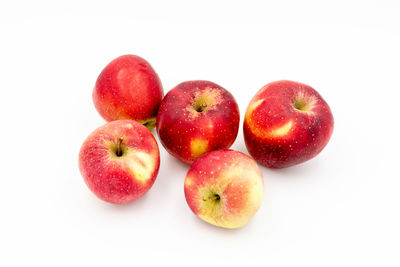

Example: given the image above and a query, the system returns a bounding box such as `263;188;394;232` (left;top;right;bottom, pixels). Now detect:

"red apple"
79;120;160;204
184;149;264;229
156;80;240;164
243;80;334;168
93;55;164;129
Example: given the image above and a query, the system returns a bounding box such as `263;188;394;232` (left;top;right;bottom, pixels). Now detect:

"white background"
1;1;399;266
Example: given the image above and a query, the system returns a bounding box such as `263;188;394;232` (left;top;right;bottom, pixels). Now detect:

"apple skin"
243;80;334;169
93;55;164;130
156;80;240;164
184;149;263;229
79;120;160;204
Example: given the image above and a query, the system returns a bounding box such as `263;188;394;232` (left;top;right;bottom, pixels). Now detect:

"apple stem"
116;136;124;157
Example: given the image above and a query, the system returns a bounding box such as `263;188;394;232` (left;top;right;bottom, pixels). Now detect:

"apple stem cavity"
203;194;220;201
293;94;316;112
293;98;305;110
116;136;124;157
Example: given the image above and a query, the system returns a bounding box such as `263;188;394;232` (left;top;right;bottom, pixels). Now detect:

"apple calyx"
196;102;208;112
116;136;124;157
193;100;209;113
191;88;222;113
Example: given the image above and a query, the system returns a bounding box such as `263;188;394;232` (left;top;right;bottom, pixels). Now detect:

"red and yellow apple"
79;120;160;204
244;80;334;168
156;80;240;164
93;55;164;129
184;149;264;229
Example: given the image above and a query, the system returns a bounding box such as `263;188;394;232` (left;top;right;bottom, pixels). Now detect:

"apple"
184;149;263;229
156;80;240;164
243;80;334;168
93;55;164;130
79;120;160;204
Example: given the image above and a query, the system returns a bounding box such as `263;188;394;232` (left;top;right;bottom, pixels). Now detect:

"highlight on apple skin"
93;55;164;130
79;120;160;204
184;149;264;229
243;80;334;169
156;80;240;164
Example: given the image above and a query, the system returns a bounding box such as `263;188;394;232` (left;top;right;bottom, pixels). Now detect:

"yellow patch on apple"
184;176;193;187
190;139;208;158
245;99;264;121
125;151;156;182
248;119;294;139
